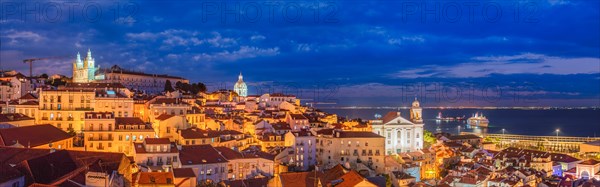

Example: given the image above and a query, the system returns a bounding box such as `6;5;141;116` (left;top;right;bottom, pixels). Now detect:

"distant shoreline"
316;106;600;110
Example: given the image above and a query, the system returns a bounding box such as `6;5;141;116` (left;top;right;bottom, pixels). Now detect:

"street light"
556;129;560;137
502;128;505;135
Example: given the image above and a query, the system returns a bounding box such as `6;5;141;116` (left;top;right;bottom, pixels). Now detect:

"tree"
423;130;437;147
175;81;183;90
164;80;174;92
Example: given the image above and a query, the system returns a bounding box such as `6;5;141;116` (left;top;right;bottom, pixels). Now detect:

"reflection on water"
322;108;600;137
430;118;489;135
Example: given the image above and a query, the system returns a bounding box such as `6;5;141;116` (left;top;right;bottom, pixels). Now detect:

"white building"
233;73;247;97
72;49;102;83
284;130;316;171
371;99;424;154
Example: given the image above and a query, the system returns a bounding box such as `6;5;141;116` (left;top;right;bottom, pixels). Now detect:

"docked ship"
436;112;454;121
467;112;489;127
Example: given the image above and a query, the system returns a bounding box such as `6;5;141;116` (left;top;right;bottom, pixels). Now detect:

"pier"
463;132;600;153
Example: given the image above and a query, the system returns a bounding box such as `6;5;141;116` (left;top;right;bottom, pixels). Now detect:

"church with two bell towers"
371;98;424;154
72;49;103;83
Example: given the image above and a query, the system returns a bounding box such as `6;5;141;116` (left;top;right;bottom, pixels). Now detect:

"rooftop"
0;124;72;147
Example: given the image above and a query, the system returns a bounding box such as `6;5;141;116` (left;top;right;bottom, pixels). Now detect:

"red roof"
214;147;244;160
19;93;37;100
0;113;34;122
173;168;196;178
155;114;175;121
0;124;72;147
144;138;170;144
279;172;318;187
382;111;400;124
179;145;227;165
0;147;128;186
226;178;270;187
136;172;174;185
179;128;220;139
289;114;308;120
115;117;145;125
579;159;600;165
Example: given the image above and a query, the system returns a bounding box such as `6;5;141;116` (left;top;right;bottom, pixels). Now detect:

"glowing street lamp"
556;129;560;137
502;128;505;135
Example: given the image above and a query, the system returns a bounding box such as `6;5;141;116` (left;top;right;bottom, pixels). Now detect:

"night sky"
1;0;599;107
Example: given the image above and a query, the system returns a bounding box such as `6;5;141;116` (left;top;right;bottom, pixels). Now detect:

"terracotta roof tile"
179;145;227;165
0;124;72;147
173;168;196;178
144;138;170;144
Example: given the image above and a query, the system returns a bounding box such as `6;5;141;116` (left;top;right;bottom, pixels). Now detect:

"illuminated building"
233;72;247;97
133;138;181;171
72;49;102;83
102;65;188;94
315;129;386;174
83;112;156;155
71;50;188;93
371;98;424;154
284;130;316;171
37;83;131;132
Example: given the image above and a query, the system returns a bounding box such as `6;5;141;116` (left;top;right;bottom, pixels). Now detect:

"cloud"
115;16;136;26
192;46;280;62
250;35;266;41
126;32;158;40
547;0;571;6
2;30;44;44
126;30;237;48
392;53;600;78
387;36;425;45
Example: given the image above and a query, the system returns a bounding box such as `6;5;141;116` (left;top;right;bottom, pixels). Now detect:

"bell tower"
410;97;423;123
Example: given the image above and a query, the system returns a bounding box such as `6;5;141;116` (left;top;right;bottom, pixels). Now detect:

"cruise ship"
467;112;489;127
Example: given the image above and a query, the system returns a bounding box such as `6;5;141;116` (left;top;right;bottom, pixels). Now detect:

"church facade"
71;50;188;93
233;72;247;97
371;98;424;154
72;49;103;83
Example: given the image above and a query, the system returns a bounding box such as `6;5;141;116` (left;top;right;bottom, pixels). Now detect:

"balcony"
96;146;105;150
74;107;94;111
353;152;359;156
88;137;114;141
368;153;373;156
41;117;48;120
146;161;154;166
157;161;164;166
56;117;63;121
67;117;74;121
228;169;233;173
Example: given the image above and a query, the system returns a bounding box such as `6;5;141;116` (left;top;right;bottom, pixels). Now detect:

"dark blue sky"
1;0;599;106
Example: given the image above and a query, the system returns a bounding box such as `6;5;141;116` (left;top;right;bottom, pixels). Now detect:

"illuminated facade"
72;49;103;83
371;98;424;154
233;72;247;97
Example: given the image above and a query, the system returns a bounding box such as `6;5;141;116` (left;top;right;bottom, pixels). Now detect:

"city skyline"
1;0;599;107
